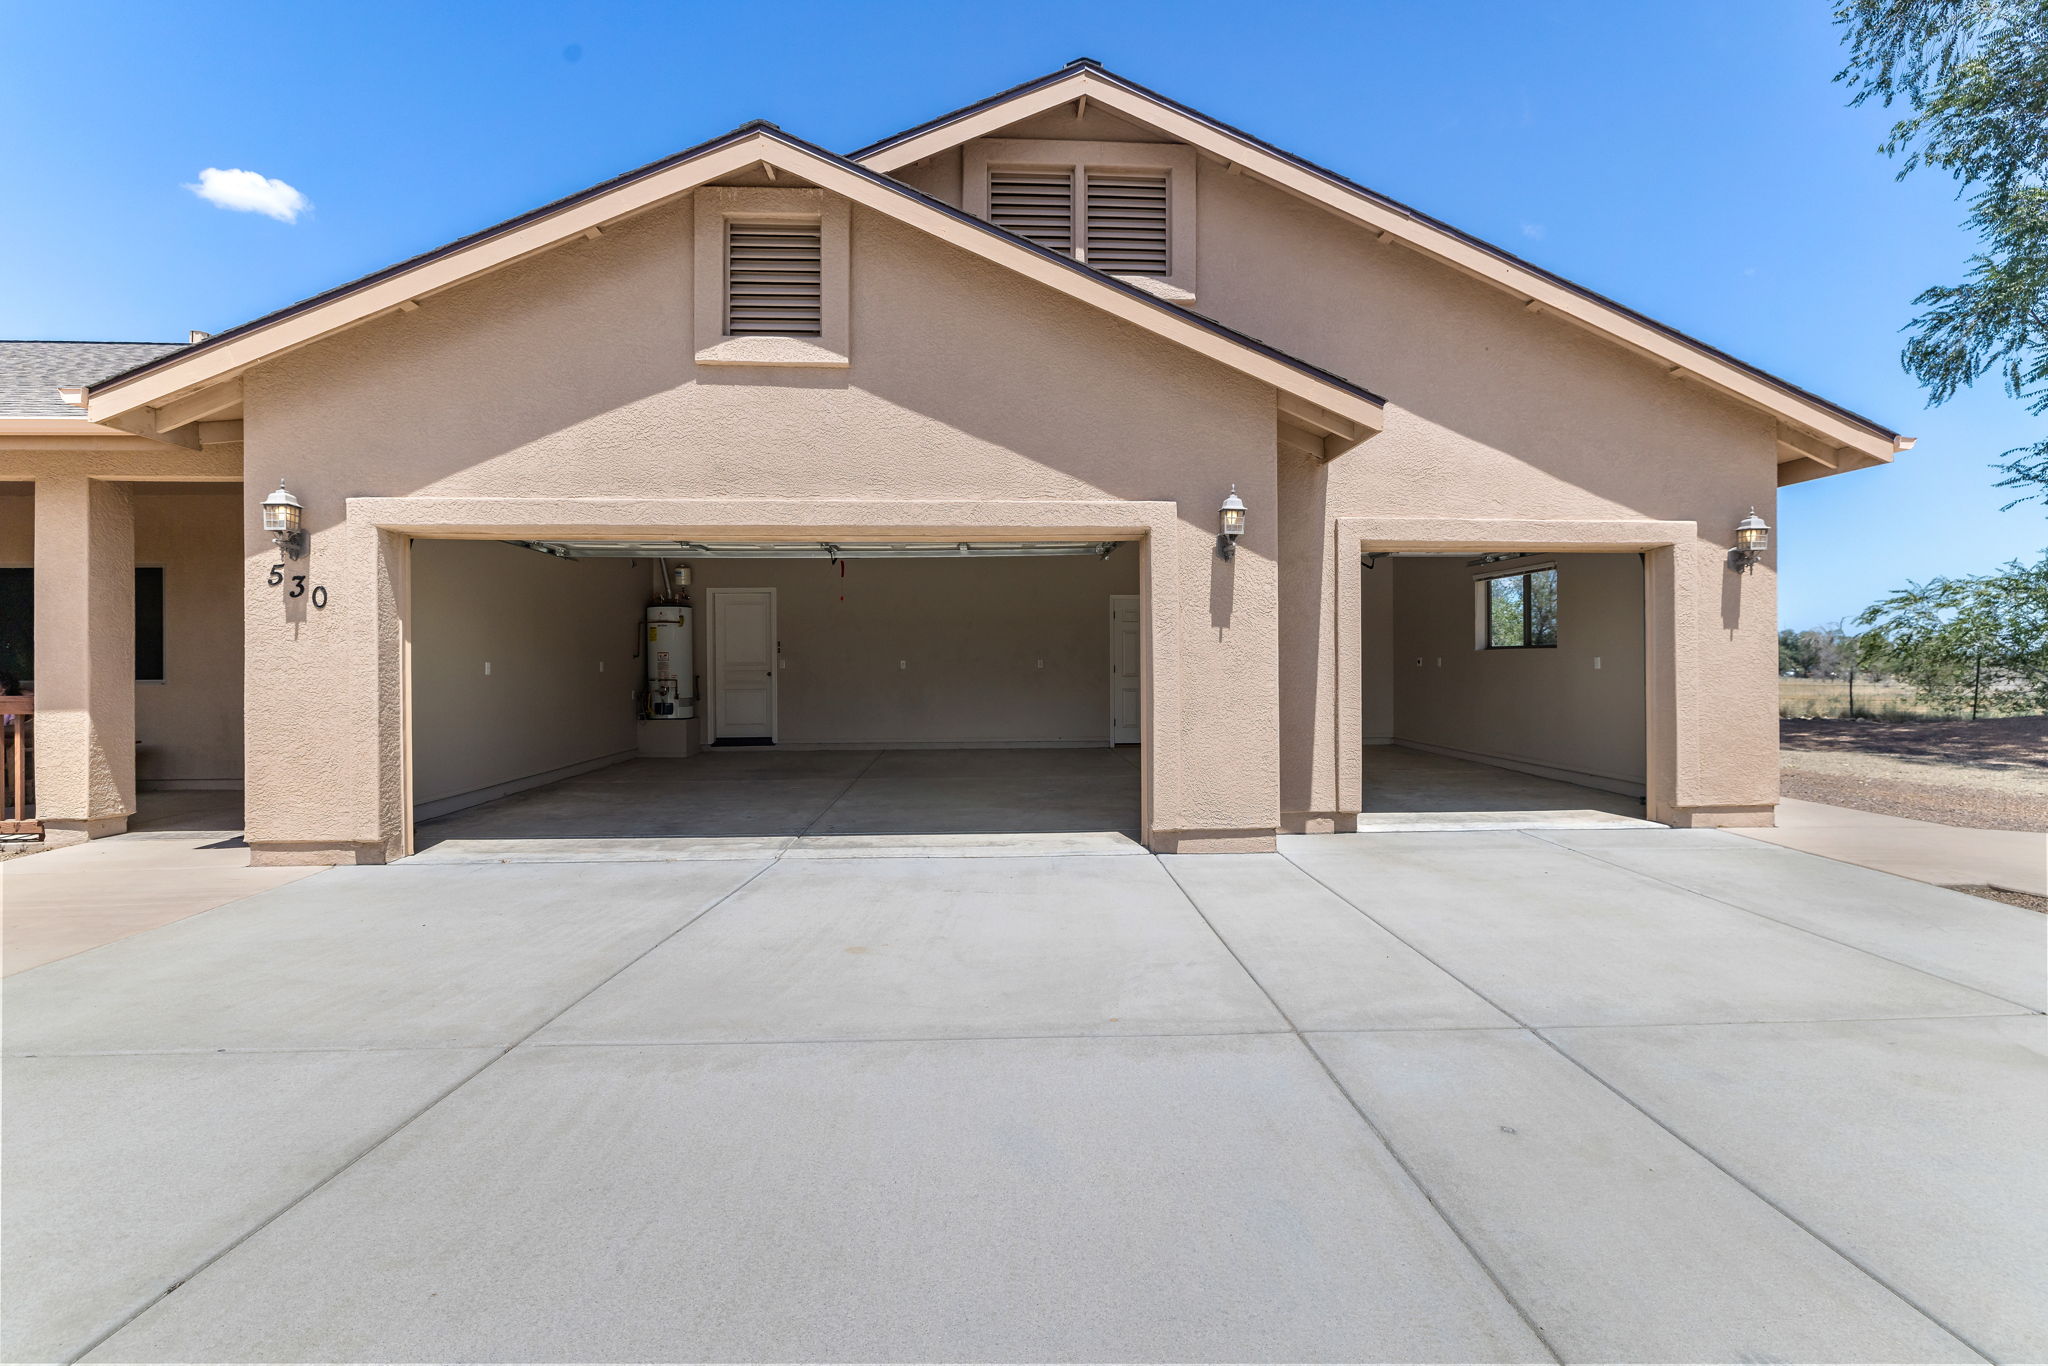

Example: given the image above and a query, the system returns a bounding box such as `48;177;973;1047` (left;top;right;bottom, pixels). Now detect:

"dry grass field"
1779;677;1940;719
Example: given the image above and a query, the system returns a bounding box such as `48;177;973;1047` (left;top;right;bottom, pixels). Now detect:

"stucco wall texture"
24;98;1818;859
240;192;1279;861
905;110;1781;830
134;486;244;786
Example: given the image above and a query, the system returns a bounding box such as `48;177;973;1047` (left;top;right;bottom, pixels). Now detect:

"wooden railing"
0;695;32;835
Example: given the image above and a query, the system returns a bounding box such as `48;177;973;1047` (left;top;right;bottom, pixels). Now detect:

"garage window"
1482;566;1557;649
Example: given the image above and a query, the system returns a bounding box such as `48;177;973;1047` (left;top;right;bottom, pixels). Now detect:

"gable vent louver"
988;169;1076;256
1084;172;1170;276
725;220;823;336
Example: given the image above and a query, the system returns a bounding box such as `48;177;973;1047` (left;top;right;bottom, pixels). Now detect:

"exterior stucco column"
244;498;408;867
1275;451;1352;834
33;476;135;843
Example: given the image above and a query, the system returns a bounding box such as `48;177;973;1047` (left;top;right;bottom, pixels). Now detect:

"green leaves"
1854;552;2048;715
1835;0;2048;508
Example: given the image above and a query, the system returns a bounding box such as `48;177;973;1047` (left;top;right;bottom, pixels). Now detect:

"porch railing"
0;695;33;835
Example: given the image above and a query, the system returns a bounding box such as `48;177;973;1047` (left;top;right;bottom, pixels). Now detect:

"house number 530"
268;564;329;609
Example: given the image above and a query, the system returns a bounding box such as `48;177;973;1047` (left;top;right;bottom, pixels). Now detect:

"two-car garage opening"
405;538;1143;858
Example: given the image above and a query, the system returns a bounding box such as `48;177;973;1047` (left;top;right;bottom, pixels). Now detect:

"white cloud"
185;167;309;223
1519;222;1545;240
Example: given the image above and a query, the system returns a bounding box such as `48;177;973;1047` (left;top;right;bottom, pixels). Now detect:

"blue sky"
3;0;2038;626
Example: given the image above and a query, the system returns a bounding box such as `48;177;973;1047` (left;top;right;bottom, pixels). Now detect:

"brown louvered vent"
1084;172;1170;276
726;220;822;336
988;169;1075;256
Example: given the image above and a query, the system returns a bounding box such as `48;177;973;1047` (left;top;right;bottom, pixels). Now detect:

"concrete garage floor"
414;746;1146;861
4;830;2045;1362
1358;745;1652;830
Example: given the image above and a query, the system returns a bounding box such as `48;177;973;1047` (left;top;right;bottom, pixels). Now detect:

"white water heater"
645;604;694;720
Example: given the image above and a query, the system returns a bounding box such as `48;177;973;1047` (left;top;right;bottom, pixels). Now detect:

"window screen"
0;567;165;683
1483;566;1557;649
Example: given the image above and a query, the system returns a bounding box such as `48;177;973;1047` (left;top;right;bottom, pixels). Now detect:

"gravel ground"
1780;715;2048;833
1946;885;2048;913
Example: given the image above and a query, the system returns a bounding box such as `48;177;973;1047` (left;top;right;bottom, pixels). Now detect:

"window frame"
1475;562;1559;651
0;565;168;684
693;186;849;368
965;139;1199;300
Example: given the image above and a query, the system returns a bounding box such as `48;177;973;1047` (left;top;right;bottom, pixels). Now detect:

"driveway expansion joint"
1277;841;2002;1363
1157;856;1568;1365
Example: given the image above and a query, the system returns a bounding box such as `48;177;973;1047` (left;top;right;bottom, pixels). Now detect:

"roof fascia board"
88;131;1382;440
859;67;1903;461
89;139;768;419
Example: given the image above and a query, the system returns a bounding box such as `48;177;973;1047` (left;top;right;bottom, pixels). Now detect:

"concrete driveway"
5;829;2044;1363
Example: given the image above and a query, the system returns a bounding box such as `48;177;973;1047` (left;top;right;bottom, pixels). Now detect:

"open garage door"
404;537;1144;860
1357;550;1655;831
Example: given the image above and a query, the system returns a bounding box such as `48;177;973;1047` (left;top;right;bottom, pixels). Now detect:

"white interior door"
709;588;777;741
1109;594;1141;745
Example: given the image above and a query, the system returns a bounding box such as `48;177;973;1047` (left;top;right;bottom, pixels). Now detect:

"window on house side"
136;567;165;682
1484;567;1557;649
0;567;165;684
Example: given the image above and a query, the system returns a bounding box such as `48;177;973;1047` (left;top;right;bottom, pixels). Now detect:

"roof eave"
86;125;1383;444
854;61;1907;461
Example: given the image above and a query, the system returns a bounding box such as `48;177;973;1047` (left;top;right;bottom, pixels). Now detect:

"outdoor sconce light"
1218;484;1247;560
1730;508;1770;571
261;481;306;559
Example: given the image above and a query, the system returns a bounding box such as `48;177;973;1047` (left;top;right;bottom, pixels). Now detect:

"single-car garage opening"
1358;550;1652;830
405;538;1143;859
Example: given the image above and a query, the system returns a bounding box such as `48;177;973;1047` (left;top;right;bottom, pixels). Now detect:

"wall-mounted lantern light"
1218;485;1247;560
1730;508;1770;571
262;481;305;560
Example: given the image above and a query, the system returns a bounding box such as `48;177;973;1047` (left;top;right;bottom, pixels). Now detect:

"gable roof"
85;124;1381;452
1;340;185;417
855;59;1910;468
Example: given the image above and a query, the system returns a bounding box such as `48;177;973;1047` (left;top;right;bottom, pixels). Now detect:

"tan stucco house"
0;60;1909;864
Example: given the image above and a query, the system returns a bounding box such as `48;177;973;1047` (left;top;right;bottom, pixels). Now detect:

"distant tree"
1833;1;2048;508
1779;628;1821;674
1854;552;2048;716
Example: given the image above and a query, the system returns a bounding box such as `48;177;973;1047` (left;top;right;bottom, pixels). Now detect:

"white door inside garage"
707;587;777;743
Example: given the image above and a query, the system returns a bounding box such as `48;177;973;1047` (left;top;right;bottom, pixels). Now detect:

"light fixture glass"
1734;509;1770;555
1219;485;1247;539
261;481;302;535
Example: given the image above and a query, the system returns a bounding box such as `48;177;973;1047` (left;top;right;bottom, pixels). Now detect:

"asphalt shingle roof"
0;341;187;417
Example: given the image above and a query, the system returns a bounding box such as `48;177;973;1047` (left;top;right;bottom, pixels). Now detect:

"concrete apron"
408;747;1150;862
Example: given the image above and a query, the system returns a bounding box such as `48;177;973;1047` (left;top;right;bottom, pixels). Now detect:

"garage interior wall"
0;482;244;787
409;540;646;808
688;547;1140;747
1375;552;1647;793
